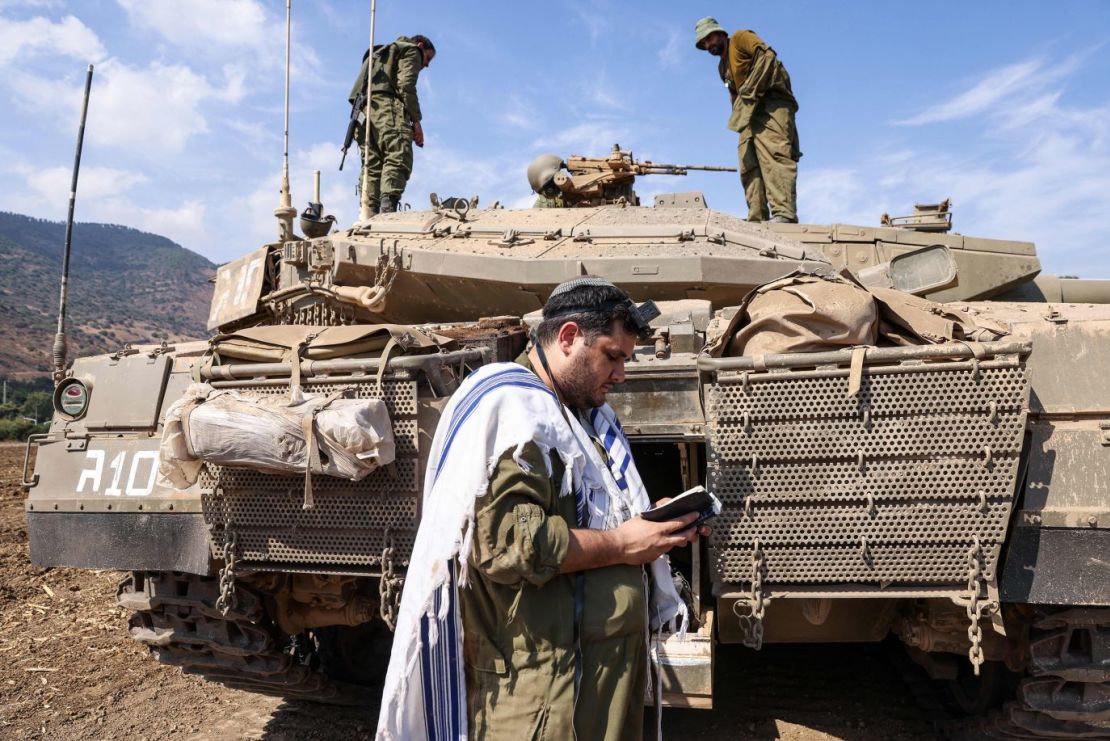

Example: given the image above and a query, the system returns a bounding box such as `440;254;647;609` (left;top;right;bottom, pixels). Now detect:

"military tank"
23;150;1110;737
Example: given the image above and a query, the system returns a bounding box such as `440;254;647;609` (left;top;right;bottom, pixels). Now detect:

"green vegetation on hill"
0;211;215;386
0;378;52;440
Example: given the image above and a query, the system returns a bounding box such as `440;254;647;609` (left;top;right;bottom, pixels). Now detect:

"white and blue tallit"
375;362;687;740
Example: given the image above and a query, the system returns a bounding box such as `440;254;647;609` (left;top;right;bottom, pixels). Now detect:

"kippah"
548;276;621;298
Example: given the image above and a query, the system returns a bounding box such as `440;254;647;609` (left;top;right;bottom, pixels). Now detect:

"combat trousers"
359;96;414;208
737;96;800;222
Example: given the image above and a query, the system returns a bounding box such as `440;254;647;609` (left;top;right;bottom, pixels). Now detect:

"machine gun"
339;89;366;171
551;144;736;206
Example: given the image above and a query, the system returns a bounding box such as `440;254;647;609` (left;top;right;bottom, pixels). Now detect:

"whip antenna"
358;0;378;223
52;64;94;383
274;0;297;240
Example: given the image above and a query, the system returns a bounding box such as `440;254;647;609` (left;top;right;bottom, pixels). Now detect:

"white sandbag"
159;383;394;489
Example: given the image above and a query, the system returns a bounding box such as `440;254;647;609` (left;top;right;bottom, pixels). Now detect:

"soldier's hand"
613;509;700;565
413;121;424;148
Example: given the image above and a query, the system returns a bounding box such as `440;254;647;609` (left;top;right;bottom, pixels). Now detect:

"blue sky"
1;0;1108;277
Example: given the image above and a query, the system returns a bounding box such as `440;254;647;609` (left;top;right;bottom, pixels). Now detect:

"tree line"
0;378;52;441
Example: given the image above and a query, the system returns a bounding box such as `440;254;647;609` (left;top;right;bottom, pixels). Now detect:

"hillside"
0;212;215;379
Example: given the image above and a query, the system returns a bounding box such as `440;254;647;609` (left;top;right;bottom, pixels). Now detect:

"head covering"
548;276;624;301
693;16;726;49
543;277;660;337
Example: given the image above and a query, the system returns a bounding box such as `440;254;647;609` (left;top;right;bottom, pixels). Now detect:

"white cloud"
534;120;636;156
405;139;521;206
795;54;1110;276
87;60;219;152
498;95;537;131
584;75;625;111
115;0;321;78
0;0;64;8
6;58;244;154
97;198;210;250
657;29;682;69
117;0;268;49
568;2;606;45
230;161;349;259
896;56;1081;126
3;162;148;216
0;162;211;254
296;141;345;176
21;164;147;203
0;14;105;66
797;167;872;226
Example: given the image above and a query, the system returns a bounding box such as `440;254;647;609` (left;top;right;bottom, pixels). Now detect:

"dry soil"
0;444;938;740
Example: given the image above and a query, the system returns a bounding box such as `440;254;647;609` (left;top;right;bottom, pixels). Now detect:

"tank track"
898;608;1110;738
116;571;373;706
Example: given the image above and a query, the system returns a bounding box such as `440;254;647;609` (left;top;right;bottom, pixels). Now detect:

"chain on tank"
198;377;421;572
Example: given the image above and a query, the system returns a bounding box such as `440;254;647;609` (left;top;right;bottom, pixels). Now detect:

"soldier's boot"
379;194;399;213
768;214;796;224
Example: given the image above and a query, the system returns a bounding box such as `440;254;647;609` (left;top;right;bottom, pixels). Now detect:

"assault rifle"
552;144;736;205
339;89;367;171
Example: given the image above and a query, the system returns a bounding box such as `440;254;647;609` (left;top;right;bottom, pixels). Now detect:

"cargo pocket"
738;132;759;176
465;631;508;676
498;502;549;586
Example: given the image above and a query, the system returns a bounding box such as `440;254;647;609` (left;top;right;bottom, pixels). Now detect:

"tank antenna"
358;0;378;223
52;64;94;383
274;0;297;241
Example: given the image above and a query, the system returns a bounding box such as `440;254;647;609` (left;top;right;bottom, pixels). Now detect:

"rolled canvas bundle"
159;383;395;491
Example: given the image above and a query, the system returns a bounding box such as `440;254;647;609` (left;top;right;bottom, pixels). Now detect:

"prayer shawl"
376;362;687;740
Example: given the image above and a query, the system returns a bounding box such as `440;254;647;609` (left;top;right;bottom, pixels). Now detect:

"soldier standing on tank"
348;34;435;214
694;17;801;223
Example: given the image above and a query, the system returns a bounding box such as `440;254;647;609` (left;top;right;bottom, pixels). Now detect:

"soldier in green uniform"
376;278;706;740
348;34;435;214
695;17;801;223
527;154;575;208
461;279;707;740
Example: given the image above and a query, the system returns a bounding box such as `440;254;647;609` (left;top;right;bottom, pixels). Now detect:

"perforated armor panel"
199;378;420;573
705;348;1030;592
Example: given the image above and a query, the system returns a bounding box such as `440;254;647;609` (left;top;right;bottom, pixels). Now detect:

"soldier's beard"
556;351;607;409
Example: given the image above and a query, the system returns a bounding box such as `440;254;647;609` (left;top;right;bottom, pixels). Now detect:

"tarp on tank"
209;324;452;363
707;268;1009;357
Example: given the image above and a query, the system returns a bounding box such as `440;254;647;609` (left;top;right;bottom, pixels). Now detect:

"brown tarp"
210;324;454;363
708;269;1008;357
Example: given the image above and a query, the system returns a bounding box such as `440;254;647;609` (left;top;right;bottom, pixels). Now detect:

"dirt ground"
0;443;938;740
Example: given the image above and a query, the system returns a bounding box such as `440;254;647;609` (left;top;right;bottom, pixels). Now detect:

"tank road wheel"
117;571;377;706
936;608;1110;739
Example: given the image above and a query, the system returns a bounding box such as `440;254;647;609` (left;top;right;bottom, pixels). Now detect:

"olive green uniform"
533;193;571;209
460;365;648;739
718;30;801;222
348;37;424;209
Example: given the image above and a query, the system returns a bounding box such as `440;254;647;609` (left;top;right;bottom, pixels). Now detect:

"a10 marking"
76;450;159;496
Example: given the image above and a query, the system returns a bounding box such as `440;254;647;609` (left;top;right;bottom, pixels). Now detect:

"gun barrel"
645;163;737;172
636;163;738;176
688;164;738;172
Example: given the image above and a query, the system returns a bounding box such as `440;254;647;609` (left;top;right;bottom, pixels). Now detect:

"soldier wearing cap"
377;278;706;740
348;34;435;214
694;17;801;223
